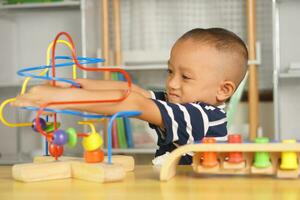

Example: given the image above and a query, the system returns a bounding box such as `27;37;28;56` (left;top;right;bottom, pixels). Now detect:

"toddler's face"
166;39;224;105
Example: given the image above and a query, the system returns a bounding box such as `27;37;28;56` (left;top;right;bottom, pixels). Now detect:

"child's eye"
167;69;173;74
182;75;191;80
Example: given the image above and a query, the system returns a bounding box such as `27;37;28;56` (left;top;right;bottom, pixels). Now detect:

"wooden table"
1;165;300;199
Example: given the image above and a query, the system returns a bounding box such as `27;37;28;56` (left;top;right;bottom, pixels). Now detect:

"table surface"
1;165;300;199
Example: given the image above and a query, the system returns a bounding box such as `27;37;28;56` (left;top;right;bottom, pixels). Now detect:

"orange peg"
227;134;244;163
84;149;104;163
201;137;218;167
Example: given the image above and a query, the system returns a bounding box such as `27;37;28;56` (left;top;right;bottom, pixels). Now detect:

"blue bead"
32;118;47;132
53;129;68;145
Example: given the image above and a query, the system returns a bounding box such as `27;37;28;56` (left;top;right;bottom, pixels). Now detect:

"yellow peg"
280;139;298;170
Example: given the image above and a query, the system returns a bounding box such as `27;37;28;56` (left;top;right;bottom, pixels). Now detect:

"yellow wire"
46;40;77;79
0;98;53;127
78;121;97;134
0;98;32;127
0;40;77;128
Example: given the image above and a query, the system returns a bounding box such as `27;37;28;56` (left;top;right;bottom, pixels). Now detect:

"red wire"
34;32;132;142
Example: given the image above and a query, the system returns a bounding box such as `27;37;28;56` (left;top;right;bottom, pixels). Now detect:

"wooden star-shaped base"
12;155;134;183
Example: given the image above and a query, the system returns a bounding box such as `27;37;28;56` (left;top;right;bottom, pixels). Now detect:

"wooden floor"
1;165;300;199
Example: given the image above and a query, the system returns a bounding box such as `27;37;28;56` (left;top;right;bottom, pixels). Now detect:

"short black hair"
177;28;248;86
178;28;248;68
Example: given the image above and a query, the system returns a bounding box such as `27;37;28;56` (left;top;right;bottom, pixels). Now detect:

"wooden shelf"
278;71;300;78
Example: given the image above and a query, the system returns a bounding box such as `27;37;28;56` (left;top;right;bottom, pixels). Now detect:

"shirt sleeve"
148;90;167;101
151;100;228;145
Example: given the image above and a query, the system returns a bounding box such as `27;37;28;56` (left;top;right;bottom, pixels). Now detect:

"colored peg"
53;129;69;145
227;134;244;163
82;132;103;151
31;118;47;132
253;137;271;168
280;139;298;170
201;137;218;167
65;127;77;148
84;149;104;163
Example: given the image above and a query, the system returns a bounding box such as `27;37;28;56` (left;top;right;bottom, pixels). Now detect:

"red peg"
227;134;244;163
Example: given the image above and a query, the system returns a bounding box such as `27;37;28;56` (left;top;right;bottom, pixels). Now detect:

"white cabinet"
0;1;82;86
273;0;300;140
0;0;84;163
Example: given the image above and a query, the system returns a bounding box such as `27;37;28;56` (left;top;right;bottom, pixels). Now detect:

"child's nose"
168;76;181;89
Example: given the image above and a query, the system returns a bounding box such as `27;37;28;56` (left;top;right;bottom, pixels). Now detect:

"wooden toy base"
12;155;134;183
33;155;135;172
160;143;300;181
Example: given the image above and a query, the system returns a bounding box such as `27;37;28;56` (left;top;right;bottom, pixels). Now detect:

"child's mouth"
168;93;180;100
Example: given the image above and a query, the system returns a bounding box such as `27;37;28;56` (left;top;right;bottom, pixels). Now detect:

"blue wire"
107;111;141;164
18;56;142;162
22;106;107;119
17;56;104;88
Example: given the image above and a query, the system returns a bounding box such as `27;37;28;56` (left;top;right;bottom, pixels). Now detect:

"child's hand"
44;79;81;88
11;85;66;109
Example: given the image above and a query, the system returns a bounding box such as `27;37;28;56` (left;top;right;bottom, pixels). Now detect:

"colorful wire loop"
0;32;141;163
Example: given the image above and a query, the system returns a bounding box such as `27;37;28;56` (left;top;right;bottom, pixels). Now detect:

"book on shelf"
103;72;157;150
124;117;134;148
112;120;119;148
118;73;134;148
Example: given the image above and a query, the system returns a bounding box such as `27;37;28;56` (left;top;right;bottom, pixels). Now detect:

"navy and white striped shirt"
149;91;228;165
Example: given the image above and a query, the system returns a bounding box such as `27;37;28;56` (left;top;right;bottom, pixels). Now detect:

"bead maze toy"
160;135;300;181
0;32;141;183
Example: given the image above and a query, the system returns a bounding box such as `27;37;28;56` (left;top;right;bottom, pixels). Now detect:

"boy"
12;28;248;165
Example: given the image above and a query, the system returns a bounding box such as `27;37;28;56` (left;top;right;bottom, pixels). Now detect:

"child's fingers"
46;79;82;88
10;96;57;116
10;96;39;108
44;80;71;88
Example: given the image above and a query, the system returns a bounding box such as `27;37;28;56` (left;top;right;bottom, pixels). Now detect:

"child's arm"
61;79;151;99
12;85;163;126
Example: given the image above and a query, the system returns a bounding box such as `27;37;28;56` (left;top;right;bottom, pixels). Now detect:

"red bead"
48;143;64;159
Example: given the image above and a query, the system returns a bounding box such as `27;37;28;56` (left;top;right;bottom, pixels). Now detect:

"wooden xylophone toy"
160;135;300;181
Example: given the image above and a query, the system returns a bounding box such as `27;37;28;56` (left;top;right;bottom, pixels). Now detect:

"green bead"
253;137;271;168
66;128;77;148
45;122;61;133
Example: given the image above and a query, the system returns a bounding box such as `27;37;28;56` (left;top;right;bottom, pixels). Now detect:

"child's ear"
216;81;236;102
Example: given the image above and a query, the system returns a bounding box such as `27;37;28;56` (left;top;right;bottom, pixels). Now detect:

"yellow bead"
82;132;103;151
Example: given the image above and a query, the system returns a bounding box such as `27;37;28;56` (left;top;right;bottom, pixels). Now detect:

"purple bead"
32;118;47;132
53;129;68;145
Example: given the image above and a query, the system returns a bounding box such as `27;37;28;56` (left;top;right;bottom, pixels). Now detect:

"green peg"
253;137;272;168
